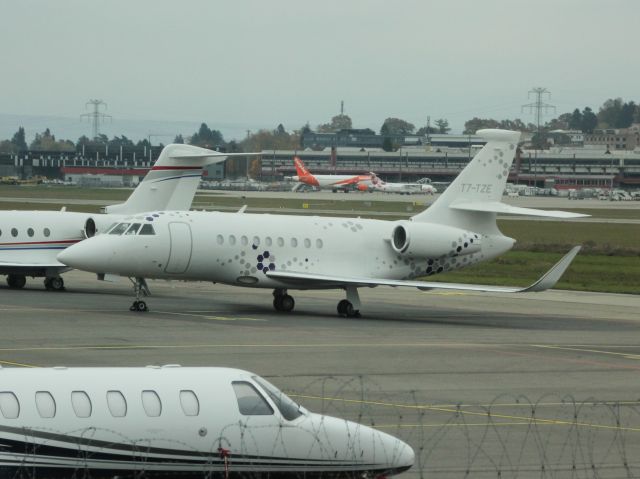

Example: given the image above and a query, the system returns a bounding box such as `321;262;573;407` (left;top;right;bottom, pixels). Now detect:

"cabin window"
11;228;18;237
109;223;130;235
27;228;34;237
316;239;323;249
43;228;50;237
277;237;284;247
216;234;224;245
229;235;236;245
304;238;311;248
253;376;303;421
71;391;92;418
241;235;248;246
290;238;298;247
107;390;127;417
124;223;142;235
179;390;200;416
265;237;272;247
138;224;155;235
0;392;19;419
141;390;162;417
232;381;273;416
35;391;56;418
252;236;261;246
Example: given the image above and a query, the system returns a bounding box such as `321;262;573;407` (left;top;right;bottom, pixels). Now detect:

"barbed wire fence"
283;374;640;478
3;375;640;478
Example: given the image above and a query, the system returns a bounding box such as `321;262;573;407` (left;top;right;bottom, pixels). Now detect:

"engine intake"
390;222;481;258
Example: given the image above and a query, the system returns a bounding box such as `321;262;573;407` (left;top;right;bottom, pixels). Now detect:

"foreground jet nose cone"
57;239;102;271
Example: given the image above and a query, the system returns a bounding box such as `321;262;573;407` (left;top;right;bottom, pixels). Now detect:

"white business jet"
58;130;587;315
370;175;438;195
0;144;251;291
0;365;413;477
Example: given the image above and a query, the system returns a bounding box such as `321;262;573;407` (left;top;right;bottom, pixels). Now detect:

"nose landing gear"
273;289;295;312
6;274;26;289
129;277;150;312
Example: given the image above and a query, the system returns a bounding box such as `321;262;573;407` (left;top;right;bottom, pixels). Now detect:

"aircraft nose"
57;238;104;271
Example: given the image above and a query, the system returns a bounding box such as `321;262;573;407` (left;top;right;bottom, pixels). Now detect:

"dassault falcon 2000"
58;130;587;315
0;366;413;477
0;144;252;291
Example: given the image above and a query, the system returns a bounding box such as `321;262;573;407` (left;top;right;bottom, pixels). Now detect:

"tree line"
2;97;638;158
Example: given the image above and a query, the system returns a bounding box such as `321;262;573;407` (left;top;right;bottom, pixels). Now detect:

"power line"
80;99;112;140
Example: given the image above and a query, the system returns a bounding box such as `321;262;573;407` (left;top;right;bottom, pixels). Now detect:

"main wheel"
7;274;26;289
273;296;283;311
280;294;295;312
337;299;351;316
135;300;148;312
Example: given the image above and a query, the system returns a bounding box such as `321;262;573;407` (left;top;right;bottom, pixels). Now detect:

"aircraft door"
165;222;192;274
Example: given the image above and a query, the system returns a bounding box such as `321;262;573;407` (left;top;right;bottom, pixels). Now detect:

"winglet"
518;246;581;292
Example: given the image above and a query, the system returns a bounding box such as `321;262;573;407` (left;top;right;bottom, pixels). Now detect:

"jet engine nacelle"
84;216;119;238
390;221;481;258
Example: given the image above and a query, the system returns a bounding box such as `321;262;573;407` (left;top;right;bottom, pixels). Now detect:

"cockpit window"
138;224;155;236
105;223;118;234
232;381;273;416
125;223;142;235
109;223;130;235
253;376;303;421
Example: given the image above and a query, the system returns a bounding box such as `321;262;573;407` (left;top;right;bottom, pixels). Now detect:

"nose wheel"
129;277;150;312
130;300;148;312
273;289;295;312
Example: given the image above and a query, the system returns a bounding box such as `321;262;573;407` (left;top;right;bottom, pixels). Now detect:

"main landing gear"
129;277;150;312
44;276;64;291
273;288;295;312
6;274;26;289
337;286;361;318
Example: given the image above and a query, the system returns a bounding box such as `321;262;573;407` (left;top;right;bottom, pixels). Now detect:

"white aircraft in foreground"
58;130;586;315
370;175;438;194
0;144;249;291
288;157;374;192
0;366;413;477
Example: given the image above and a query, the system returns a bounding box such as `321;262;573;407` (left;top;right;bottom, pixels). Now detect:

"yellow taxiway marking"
0;360;39;368
289;394;640;433
533;344;640;360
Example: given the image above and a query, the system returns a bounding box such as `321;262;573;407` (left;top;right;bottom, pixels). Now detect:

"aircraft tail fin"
294;157;312;178
411;129;521;234
105;144;231;214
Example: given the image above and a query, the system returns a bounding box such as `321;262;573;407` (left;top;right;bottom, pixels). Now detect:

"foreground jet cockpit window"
138;224;155;235
253;376;303;421
109;223;130;235
232;381;274;416
124;223;142;235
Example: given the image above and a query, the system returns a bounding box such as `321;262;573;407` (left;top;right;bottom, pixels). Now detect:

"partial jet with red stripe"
289;157;374;193
0;144;255;291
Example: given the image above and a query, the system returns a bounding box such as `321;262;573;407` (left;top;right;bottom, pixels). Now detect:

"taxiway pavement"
1;273;639;477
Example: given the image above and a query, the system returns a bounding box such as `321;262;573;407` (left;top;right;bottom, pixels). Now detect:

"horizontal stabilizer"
450;201;589;219
267;246;581;294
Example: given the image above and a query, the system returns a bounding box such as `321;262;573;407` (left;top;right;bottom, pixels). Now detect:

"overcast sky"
1;0;638;141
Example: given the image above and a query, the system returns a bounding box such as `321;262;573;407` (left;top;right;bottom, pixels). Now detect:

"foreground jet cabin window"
232;381;274;416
